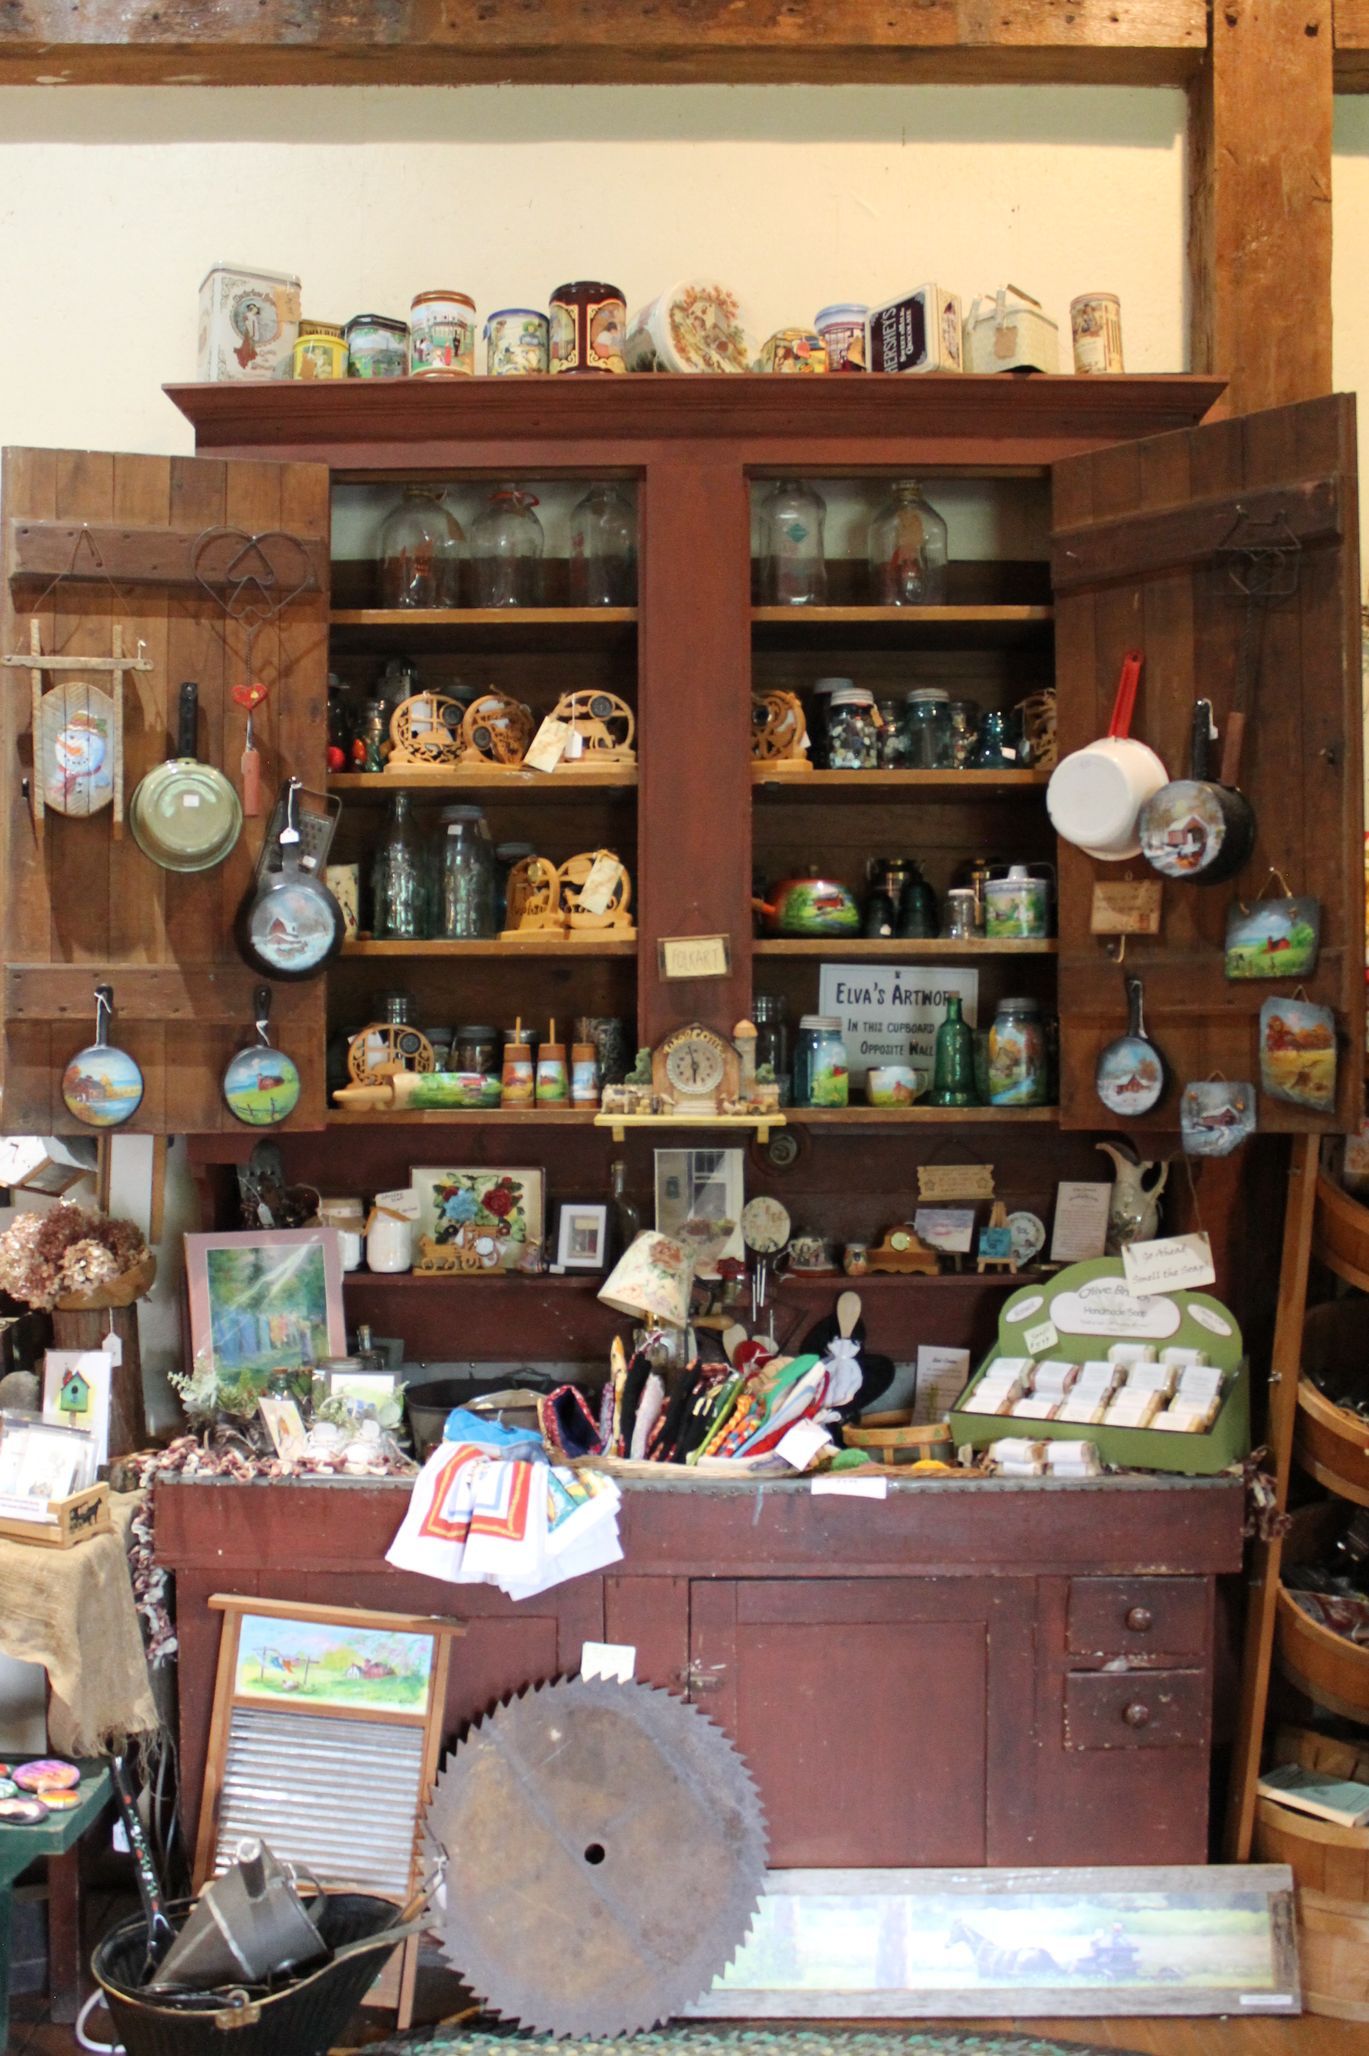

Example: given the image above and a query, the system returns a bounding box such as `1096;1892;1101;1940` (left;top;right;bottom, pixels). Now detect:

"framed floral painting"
411;1167;545;1272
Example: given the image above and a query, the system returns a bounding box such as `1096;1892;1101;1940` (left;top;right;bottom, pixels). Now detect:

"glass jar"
897;862;939;939
928;993;978;1107
351;697;387;773
495;839;537;925
568;484;636;607
370;792;429;939
757;480;828;607
470;485;544;608
318;1196;365;1271
987;997;1049;1107
436;804;496;938
809;678;851;767
946;697;981;769
793;1014;849;1108
366;1206;413;1274
825;687;879;770
868;479;949;605
877;696;913;769
753;992;791;1102
942;888;978;940
377;485;464;610
903;687;952;769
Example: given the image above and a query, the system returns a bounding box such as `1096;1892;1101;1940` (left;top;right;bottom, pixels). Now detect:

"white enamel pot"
1046;650;1168;862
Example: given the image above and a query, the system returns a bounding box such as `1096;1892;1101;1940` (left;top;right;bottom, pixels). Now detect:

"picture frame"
41;1348;113;1468
411;1166;544;1273
185;1228;346;1384
257;1394;307;1457
317;1366;400;1419
654;1148;744;1278
0;1411;97;1504
555;1203;610;1271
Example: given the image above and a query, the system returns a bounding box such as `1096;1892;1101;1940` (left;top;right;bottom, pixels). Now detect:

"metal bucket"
91;1893;407;2056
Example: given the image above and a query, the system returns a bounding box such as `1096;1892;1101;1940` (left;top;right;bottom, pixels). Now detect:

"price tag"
1023;1319;1059;1355
1122;1232;1217;1294
811;1474;888;1499
374;1186;420;1220
524;716;571;772
575;852;623;917
776;1419;833;1470
581;1640;636;1683
1091;880;1163;936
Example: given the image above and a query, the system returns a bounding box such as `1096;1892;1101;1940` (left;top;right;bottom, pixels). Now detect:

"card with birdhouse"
411;1166;545;1272
41;1348;112;1467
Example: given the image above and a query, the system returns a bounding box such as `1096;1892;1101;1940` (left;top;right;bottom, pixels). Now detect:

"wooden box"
0;1480;110;1548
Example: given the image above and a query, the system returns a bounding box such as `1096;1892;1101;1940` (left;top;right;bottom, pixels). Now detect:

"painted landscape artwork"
205;1239;334;1376
235;1613;434;1713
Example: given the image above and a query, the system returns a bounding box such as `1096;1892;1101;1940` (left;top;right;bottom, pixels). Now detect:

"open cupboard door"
1050;394;1364;1135
0;445;330;1134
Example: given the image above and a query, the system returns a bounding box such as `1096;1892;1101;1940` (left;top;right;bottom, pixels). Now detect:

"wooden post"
1188;0;1333;417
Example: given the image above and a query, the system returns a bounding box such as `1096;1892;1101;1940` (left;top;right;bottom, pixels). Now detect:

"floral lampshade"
597;1230;695;1329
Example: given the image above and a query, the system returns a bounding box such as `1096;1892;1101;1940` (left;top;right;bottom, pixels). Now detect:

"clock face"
665;1038;725;1094
741;1195;791;1254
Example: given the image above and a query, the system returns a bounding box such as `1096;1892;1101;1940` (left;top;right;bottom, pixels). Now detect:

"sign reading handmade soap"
1121;1232;1217;1295
1091;879;1163;936
818;964;978;1088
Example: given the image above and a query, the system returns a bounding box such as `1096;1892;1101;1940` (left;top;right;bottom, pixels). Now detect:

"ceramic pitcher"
1096;1140;1169;1251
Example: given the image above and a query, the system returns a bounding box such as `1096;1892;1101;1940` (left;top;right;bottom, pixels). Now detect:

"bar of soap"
1011;1396;1059;1420
1056;1399;1106;1425
1108;1343;1157;1365
1161;1346;1208;1367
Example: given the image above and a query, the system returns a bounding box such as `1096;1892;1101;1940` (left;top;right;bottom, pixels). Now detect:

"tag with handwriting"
375;1186;421;1220
1091;880;1163;936
575;852;623;917
1122;1232;1216;1294
917;1163;995;1202
524;716;571;773
659;934;731;980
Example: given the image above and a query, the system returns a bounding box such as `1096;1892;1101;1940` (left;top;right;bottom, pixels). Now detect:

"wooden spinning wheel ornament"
387;692;465;768
548;689;635;765
751;689;811;774
559;849;635;936
346;1021;436;1087
501;854;564;937
461;692;533;766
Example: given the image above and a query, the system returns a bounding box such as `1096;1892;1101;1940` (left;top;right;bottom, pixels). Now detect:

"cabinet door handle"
1123;1700;1152;1729
1125;1606;1154;1633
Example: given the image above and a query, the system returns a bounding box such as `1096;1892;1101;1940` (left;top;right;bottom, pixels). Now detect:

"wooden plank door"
0;445;330;1134
1050;395;1363;1133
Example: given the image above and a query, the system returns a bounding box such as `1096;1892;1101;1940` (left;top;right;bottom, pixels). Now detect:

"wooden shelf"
343;1268;604;1287
786;1106;1059;1124
751;603;1052;649
753;767;1049;795
340;937;636;958
755;938;1057;958
331;767;637;795
327;1107;600;1126
779;1268;1050;1288
329;605;637;653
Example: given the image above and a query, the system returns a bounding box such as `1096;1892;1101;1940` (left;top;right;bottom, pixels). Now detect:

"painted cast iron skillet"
1137;696;1256;886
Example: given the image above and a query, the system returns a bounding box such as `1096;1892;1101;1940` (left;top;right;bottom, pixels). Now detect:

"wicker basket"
1296;1301;1369;1508
842;1411;954;1466
1276;1505;1369;1721
1314;1174;1369;1292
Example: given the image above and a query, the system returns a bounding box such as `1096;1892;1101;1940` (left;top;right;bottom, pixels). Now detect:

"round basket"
842;1412;954;1466
1276;1506;1369;1721
55;1250;156;1311
1314;1174;1369;1292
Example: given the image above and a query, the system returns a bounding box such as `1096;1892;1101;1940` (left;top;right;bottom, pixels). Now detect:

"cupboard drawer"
1064;1668;1208;1751
1067;1576;1207;1659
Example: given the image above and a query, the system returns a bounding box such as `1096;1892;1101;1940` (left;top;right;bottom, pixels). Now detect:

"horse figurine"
946;1917;1063;1980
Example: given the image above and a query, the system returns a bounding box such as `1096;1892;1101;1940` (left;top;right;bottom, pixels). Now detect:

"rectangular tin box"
198;261;301;383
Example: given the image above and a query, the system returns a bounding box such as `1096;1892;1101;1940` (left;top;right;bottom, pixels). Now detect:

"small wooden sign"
659;934;732;981
917;1162;995;1202
1090;880;1163;936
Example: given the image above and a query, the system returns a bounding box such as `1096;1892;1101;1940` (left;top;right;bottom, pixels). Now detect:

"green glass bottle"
928;993;979;1107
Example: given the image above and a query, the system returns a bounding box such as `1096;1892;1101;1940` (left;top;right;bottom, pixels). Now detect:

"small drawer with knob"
1063;1668;1208;1751
1066;1576;1207;1660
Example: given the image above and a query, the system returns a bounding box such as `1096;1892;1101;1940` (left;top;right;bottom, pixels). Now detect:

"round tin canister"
549;282;627;374
624;279;754;373
485;307;550;376
345;313;409;380
410;290;476;378
814;302;868;371
1070;293;1124;374
292;320;347;381
753;327;827;374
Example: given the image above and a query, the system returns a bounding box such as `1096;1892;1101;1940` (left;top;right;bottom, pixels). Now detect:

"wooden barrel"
1296;1378;1369;1510
1255;1798;1369;1899
1314;1174;1369;1292
1298;1890;1369;2020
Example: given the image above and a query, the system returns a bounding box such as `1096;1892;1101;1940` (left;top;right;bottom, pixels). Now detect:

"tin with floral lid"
410;290;476;377
549;282;626;374
345;313;408;380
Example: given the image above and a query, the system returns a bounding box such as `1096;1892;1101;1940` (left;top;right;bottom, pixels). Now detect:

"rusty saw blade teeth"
425;1676;768;2038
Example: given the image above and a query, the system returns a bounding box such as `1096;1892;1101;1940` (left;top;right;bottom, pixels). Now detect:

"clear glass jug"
470;485;544;608
568;484;636;606
868;479;949;605
758;480;828;607
377;485;463;609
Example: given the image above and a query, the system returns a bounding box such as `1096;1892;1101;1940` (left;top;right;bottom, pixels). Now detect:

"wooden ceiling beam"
1188;0;1333;417
0;0;1207;88
1335;0;1369;88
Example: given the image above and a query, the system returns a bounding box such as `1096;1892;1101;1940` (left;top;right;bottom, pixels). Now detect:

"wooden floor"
8;1997;1365;2054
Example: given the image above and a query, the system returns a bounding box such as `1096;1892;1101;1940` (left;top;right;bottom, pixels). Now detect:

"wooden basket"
1253;1728;1369;2018
54;1250;156;1311
0;1480;110;1549
1298;1889;1369;2020
1314;1174;1369;1292
1276;1505;1369;1720
1296;1300;1369;1507
842;1412;954;1466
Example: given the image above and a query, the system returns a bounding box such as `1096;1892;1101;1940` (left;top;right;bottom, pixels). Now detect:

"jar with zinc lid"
437;804;496;938
824;687;878;771
793;1015;849;1108
903;687;952;769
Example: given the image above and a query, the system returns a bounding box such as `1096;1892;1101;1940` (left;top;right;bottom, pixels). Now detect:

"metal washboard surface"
213;1708;423;1894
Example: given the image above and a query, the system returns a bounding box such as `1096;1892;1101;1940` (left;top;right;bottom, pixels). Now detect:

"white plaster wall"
0;84;1188;457
1334;99;1369;592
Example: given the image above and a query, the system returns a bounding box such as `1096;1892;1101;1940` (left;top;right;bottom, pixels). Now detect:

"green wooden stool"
0;1762;111;2050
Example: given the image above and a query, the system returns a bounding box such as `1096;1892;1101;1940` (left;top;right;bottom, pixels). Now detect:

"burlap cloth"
0;1490;158;1754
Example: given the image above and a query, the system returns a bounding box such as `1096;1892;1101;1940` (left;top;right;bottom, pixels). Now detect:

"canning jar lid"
830;687;875;707
906;687;950;704
455;1024;499;1040
813;676;854;694
798;1014;844;1032
996;997;1041;1013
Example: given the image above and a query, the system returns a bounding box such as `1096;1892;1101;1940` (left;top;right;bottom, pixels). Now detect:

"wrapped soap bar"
1044;1440;1101;1475
1108;1343;1157;1366
1056;1398;1107;1425
1161;1346;1209;1367
1103;1390;1161;1427
1011;1396;1060;1420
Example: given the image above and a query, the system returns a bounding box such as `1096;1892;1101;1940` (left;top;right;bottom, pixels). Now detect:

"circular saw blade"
425;1675;767;2038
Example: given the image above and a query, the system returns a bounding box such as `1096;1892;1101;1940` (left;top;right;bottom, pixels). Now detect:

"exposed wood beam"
1334;0;1369;87
1188;0;1333;417
0;0;1207;88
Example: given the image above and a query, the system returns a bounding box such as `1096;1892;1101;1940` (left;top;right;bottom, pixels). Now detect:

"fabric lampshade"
597;1230;695;1328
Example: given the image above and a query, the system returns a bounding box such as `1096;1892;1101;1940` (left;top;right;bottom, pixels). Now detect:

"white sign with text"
818;964;979;1087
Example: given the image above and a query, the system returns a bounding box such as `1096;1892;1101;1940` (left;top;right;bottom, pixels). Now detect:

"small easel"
976;1200;1018;1275
3;618;152;840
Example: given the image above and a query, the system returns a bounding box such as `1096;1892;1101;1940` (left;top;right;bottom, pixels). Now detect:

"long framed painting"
689;1866;1299;2018
185;1228;345;1383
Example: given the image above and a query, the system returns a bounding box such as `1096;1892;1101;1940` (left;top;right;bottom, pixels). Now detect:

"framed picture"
556;1203;609;1270
654;1148;744;1278
317;1366;400;1423
41;1348;113;1467
257;1395;307;1457
185;1228;345;1382
0;1413;97;1503
411;1167;544;1272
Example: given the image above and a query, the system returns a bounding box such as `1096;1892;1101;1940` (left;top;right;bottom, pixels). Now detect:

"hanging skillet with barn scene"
1095;975;1165;1118
238;777;343;981
222;985;302;1126
62;985;144;1129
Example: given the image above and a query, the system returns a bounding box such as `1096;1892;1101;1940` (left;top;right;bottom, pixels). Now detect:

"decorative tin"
291;321;347;381
814;303;867;371
198;261;300;383
753;328;828;374
485;308;550;377
867;283;962;375
409;290;477;378
549;282;627;374
1071;292;1125;374
345;313;409;380
964;287;1060;374
624;279;754;373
